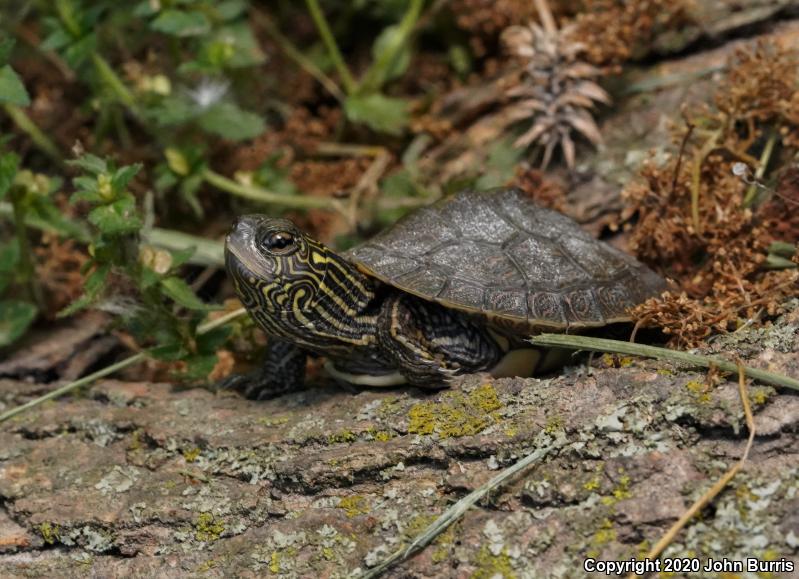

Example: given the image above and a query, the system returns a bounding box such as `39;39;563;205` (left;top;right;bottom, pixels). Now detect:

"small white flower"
186;78;229;109
732;162;749;177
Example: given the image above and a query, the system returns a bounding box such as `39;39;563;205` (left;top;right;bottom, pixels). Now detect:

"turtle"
224;187;666;399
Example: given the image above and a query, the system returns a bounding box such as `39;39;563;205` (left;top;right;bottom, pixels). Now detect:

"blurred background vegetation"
0;0;796;385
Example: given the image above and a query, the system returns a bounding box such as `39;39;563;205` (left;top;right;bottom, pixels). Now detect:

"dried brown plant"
501;2;610;168
623;39;799;347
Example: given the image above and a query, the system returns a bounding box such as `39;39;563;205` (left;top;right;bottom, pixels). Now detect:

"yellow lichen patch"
586;519;617;559
39;522;60;544
749;387;773;406
337;495;369;518
684;379;711;403
408;383;503;439
472;545;517;579
258;416;289;427
544;415;564;434
327;430;357;444
269;551;280;573
182;447;201;462
194;513;225;542
601;473;632;505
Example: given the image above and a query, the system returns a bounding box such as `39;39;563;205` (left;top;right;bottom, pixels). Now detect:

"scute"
344;187;666;330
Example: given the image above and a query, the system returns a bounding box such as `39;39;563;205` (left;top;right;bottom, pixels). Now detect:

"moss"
472;545;516;579
408;383;503;439
182;447;201;462
194;512;225;542
374;430;394;442
39;522;60;545
327;430;357;444
337;495;369;518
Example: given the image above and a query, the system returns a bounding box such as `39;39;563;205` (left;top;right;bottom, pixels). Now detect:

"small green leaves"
0;300;37;346
0;65;30;106
160;276;210;310
87;196;143;235
197;102;265;141
344;93;409;136
0;151;19;201
150;10;212;38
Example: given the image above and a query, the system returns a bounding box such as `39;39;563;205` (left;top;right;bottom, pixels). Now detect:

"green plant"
62;153;229;378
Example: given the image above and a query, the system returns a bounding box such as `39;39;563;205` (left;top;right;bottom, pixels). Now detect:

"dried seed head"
500;21;610;169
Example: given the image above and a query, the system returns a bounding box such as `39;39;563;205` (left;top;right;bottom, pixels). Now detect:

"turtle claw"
215;372;294;401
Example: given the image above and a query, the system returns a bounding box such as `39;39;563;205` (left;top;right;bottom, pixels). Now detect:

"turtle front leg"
221;340;307;400
377;294;503;389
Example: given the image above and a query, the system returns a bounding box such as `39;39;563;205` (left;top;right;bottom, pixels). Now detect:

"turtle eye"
262;231;296;253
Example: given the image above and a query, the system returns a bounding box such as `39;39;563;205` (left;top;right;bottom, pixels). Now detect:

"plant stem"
358;0;424;94
91;53;139;114
304;0;357;95
8;189;45;309
2;104;63;163
203;168;346;212
528;334;799;392
253;10;344;102
533;0;557;35
690;129;720;235
743;131;777;207
0;308;247;424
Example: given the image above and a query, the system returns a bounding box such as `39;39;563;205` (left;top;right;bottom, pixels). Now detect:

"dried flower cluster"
623;40;799;347
501;20;610;168
573;0;690;67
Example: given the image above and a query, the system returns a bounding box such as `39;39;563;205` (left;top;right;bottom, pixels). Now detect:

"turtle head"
225;215;329;314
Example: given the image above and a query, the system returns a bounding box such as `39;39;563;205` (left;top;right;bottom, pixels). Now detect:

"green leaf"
215;0;248;21
0;300;37;346
68;153;108;175
197;102;265;141
371;25;411;85
0;151;19;201
160;276;210;310
0;65;30;106
111;163;142;193
87;196;143;235
0;37;14;65
150;9;211;37
0;239;20;293
196;325;232;352
58;264;110;317
180;353;219;380
344;93;408;136
169;246;197;269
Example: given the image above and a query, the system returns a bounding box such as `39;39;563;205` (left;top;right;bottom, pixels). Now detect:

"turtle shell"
344;187;666;332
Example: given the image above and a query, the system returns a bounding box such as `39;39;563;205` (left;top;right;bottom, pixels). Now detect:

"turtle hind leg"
377;294;503;389
219;340;307;400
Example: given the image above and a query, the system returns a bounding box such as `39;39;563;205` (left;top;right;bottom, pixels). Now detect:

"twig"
252;10;345;103
357;440;562;578
690;128;721;235
0;308;247;424
626;362;755;578
527;334;799;392
203;168;346;213
346;151;392;229
304;0;357;95
743;131;777;207
2;104;63;163
670;121;694;199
